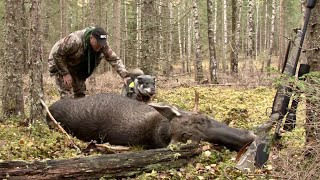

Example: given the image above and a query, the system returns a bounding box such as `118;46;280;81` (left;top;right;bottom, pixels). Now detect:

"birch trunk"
264;0;268;51
207;0;218;83
259;0;263;56
136;0;142;67
182;1;187;73
187;17;192;73
214;0;217;45
278;0;284;71
266;0;275;76
248;0;254;74
29;0;44;121
166;1;173;77
255;0;259;59
241;11;247;56
193;1;204;82
236;0;242;71
178;6;183;74
222;0;228;72
123;1;128;65
158;0;164;71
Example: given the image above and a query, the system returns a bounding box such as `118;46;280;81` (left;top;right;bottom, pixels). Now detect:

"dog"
121;69;156;103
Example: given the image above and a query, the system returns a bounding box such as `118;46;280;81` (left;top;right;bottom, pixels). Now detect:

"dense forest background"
0;0;306;116
0;0;304;77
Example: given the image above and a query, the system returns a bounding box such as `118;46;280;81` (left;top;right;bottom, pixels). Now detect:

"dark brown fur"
48;93;256;150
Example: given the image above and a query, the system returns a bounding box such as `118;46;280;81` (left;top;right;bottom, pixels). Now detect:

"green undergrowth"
155;86;276;130
0;119;87;161
0;86;308;179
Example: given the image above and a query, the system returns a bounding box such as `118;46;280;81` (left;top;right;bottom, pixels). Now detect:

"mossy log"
0;144;200;179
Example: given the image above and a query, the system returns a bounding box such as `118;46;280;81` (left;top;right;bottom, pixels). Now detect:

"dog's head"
122;69;156;103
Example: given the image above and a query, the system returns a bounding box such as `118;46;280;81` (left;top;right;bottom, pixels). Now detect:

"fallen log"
0;144;200;179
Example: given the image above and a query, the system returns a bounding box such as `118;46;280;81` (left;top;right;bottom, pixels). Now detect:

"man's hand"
123;77;131;86
63;74;73;89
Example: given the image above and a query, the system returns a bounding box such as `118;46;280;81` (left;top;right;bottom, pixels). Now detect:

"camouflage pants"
54;73;86;99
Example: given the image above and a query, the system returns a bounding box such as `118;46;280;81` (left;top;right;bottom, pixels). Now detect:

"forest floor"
0;57;318;179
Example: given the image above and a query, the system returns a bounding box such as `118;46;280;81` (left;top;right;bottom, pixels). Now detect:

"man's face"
89;35;102;52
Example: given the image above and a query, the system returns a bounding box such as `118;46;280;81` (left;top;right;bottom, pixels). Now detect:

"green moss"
0;85;312;179
0;120;87;161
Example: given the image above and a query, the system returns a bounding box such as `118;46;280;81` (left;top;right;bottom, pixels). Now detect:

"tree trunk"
43;1;49;40
178;6;183;74
123;0;128;66
255;0;260;59
207;0;218;83
88;0;95;26
266;0;275;76
87;0;97;86
222;0;228;72
136;0;142;67
165;1;173;77
235;0;242;74
141;0;157;75
60;0;66;38
161;0;171;76
187;17;192;73
66;1;71;34
259;0;263;56
305;0;320;147
82;0;86;27
193;0;204;82
0;144;200;179
230;0;239;76
29;0;44;121
214;0;217;45
264;0;268;51
278;0;285;71
247;0;254;74
112;0;121;56
97;0;102;26
182;1;187;73
41;0;49;72
21;2;29;74
238;0;243;59
2;0;25;119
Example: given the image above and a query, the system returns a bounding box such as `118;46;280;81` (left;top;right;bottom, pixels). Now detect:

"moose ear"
148;103;181;121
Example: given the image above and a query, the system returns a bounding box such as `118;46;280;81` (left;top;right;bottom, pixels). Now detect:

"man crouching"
48;26;129;99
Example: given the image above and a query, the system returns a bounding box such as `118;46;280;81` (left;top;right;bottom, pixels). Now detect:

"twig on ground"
40;99;81;152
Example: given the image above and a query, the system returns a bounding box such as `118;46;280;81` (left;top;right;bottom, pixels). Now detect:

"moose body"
48;93;256;150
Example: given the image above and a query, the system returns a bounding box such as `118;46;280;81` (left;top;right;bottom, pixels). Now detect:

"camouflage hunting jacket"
48;27;128;79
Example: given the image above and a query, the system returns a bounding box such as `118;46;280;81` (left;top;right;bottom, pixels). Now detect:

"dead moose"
47;93;256;151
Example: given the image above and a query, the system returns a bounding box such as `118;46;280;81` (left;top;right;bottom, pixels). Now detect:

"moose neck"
153;119;172;148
